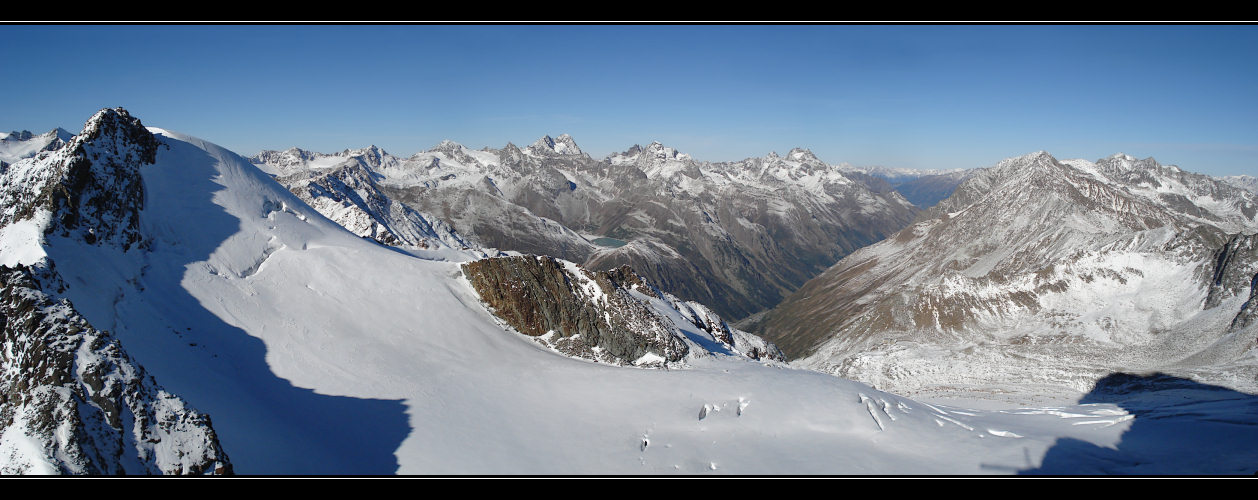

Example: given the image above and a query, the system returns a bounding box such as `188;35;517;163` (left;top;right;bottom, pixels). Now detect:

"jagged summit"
643;140;685;159
527;133;583;156
3;130;35;141
428;139;465;153
787;148;820;163
346;144;387;159
0;107;156;250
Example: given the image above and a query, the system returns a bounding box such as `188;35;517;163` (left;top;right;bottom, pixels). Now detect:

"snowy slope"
5;110;1256;475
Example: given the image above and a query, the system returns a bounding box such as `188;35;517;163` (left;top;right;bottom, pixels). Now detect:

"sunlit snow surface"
8;129;1256;475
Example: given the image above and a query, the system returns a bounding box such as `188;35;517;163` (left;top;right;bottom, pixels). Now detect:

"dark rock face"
1205;234;1258;309
1232;274;1258;332
1204;234;1258;332
0;263;231;475
462;255;688;366
0;108;157;250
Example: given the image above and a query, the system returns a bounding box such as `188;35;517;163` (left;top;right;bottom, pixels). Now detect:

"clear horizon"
3;24;1256;176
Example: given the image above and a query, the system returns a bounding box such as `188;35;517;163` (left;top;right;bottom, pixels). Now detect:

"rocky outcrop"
462;255;786;366
1205;234;1258;309
0;263;231;475
463;255;688;366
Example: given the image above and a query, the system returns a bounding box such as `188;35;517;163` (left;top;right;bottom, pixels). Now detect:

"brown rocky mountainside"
750;152;1258;397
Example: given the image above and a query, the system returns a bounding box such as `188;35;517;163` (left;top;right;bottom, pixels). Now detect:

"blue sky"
3;24;1256;176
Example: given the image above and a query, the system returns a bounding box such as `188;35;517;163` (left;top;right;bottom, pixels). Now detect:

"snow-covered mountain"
753;151;1258;401
253;139;920;320
0;128;74;166
5;109;1257;475
1222;174;1258;195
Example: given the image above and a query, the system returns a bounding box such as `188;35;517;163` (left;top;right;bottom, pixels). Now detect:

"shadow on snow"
48;139;410;474
1019;372;1258;475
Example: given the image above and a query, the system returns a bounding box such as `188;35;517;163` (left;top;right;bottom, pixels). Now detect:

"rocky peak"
51;127;74;141
349;145;387;164
1097;153;1160;175
428;139;464;156
52;108;157;248
248;147;315;168
998;150;1058;170
426;140;479;166
3;130;36;141
0;107;157;250
527;134;583;156
553;133;581;155
498;142;525;166
643;141;688;162
787;147;820;163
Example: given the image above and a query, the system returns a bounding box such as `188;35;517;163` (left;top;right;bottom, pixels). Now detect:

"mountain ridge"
252;134;920;320
752;149;1258;400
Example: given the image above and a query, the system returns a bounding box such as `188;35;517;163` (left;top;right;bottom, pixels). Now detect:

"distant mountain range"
251;136;920;320
749;151;1258;401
